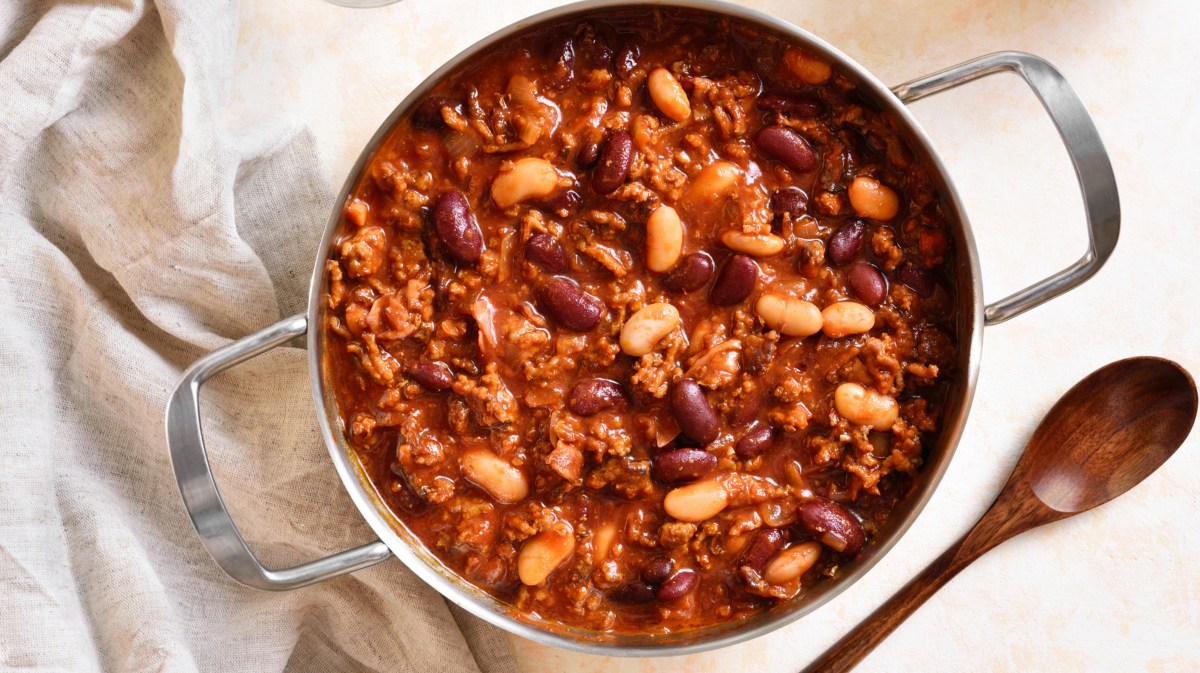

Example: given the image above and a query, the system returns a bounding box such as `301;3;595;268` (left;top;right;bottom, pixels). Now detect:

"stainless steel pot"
166;0;1119;656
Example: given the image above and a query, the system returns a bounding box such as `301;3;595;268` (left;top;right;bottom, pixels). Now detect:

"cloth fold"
0;1;516;672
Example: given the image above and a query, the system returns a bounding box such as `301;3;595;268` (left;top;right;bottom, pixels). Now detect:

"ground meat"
685;339;742;390
660;521;698;548
452;364;518;427
629;329;687;398
339;226;388;278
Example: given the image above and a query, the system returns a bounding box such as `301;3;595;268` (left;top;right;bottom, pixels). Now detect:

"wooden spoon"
800;357;1197;673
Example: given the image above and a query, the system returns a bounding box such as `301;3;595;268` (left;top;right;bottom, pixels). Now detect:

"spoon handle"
797;530;993;673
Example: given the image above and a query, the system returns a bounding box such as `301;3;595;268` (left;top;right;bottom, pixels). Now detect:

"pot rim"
305;0;984;656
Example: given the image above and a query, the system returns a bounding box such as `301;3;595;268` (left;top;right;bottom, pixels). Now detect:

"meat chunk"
545;444;584;483
452;363;518;427
339;226;388;278
659;521;698;548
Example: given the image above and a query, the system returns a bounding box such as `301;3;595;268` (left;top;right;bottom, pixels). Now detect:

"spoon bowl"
801;357;1197;673
1023;357;1196;513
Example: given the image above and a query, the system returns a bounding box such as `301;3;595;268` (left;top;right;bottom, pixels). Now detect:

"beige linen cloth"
0;1;517;671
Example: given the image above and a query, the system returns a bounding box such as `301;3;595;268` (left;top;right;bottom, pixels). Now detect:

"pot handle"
892;51;1119;325
165;314;392;590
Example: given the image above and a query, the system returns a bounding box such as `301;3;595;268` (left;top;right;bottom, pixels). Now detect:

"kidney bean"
580;28;613;70
615;43;640;79
432;190;483;263
669;379;720;445
898;263;935;297
655;568;697;601
408;361;453;392
797;498;865;556
730;392;761;426
525;233;568;273
576;137;601;168
544;189;582;217
592;130;633;195
734;423;775;458
740;528;785;572
545;36;575;88
538;276;605;331
640;556;675;585
662;252;714;293
611;581;656;604
710;254;759;306
769;187;808;218
757;93;825;118
827;221;867;266
568;378;627;416
653;448;718;483
755;125;818;172
846;262;888;306
412;96;462;130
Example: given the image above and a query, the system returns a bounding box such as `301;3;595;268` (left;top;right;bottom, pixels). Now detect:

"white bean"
647;68;691;122
755;293;822;337
517;522;575;586
721;230;786;257
620;302;681;356
460;448;529;503
645;205;684;273
688;161;741;205
834;382;899;430
848;176;899;221
491;157;560;209
821;301;875;338
763;541;823;584
663;479;728;522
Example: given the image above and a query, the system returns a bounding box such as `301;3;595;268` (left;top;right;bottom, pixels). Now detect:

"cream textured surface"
229;0;1200;670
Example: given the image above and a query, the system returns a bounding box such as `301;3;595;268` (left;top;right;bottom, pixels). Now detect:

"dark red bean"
730;392;761;426
669;379;720;445
757;93;825;118
525;233;568;273
615;43;640;79
827;221;868;266
741;528;785;572
734;423;775;458
640;556;675;585
544;189;582;217
432;190;483;263
662;252;714;293
545;36;575;88
656;568;697;601
412;96;463;130
653;448;718;483
611;581;656;604
538;276;605;331
846;262;888;306
898;264;935;297
755;125;818;172
580;29;613;70
710;254;759;306
797;498;865;556
592;130;633;195
769;187;809;217
576;137;601;168
407;361;453;392
568;378;627;416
